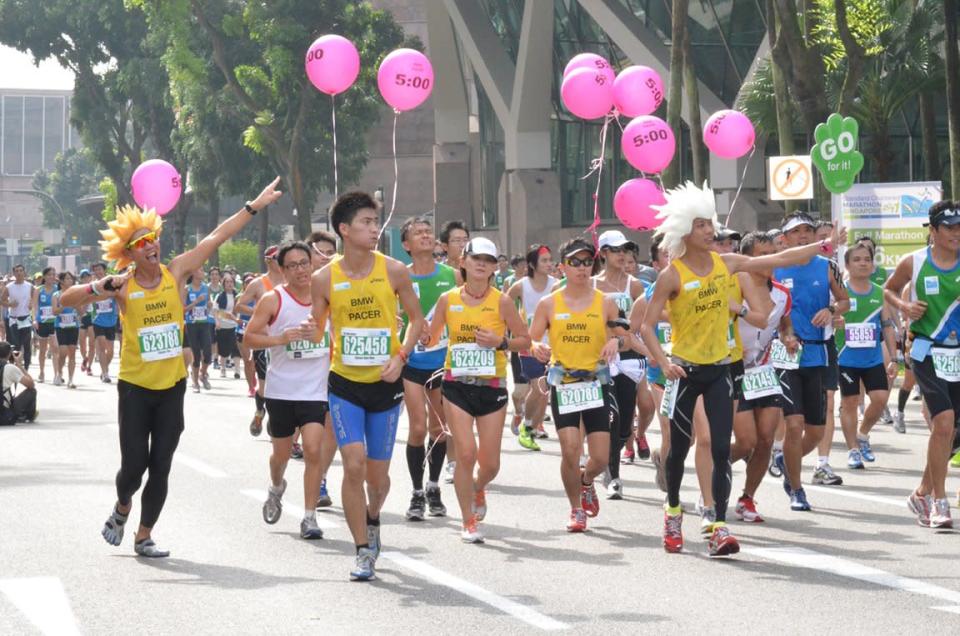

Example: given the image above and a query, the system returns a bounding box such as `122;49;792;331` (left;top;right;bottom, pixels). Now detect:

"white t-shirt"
3;363;24;393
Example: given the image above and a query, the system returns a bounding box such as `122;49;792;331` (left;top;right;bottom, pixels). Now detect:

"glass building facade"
0;91;80;177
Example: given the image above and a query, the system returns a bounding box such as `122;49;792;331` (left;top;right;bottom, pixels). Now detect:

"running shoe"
858;437;876;462
366;523;381;559
518;426;541;451
445;460;456;484
663;509;683;553
52;376;63;387
622;446;635;464
581;481;600;517
316;479;333;508
707;524;740;557
192;383;200;393
213;360;220;370
350;547;376;581
85;366;93;376
405;490;426;521
907;491;933;527
510;414;521;436
700;507;717;535
535;423;549;439
101;374;111;384
812;463;843;485
262;479;286;524
790;487;812;511
636;434;651;460
201;376;212;391
930;499;953;529
606;478;623;500
300;516;323;540
461;515;484;543
735;494;764;523
774;451;790;494
234;371;241;380
950;450;960;468
847;449;865;470
249;409;264;437
566;508;587;533
601;467;612;489
768;450;783;478
893;411;906;434
652;449;667;493
879;406;894;426
426;485;447;517
290;443;304;460
472;488;487;521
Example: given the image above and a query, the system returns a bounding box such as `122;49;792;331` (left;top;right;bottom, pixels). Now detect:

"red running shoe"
735;494;765;523
707;524;740;557
636;434;651;460
621;446;635;464
580;481;600;518
663;509;683;553
566;508;587;532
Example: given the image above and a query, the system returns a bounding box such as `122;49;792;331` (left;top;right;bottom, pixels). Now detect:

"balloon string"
582;112;614;247
724;145;756;229
331;94;339;199
379;110;400;242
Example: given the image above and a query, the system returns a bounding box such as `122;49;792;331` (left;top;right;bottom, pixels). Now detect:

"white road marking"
746;546;960;606
0;577;81;635
174;453;228;478
931;606;960;615
381;551;569;631
804;484;903;507
240;490;339;529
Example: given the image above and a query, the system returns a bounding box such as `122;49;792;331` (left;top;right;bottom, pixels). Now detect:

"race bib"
191;306;207;321
95;300;113;314
931;347;960;382
39;306;54;322
449;343;496;377
340;327;391;366
286;335;328;360
727;319;736;349
741;364;782;400
659;377;678;418
138;323;182;362
58;313;77;328
657;321;672;354
844;322;876;349
556;380;604;414
770;339;801;370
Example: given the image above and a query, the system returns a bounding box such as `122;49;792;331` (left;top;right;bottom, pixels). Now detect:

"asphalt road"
2;359;959;634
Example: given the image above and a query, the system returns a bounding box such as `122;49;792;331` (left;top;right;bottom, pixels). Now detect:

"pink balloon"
621;116;675;173
563;53;615;85
703;109;755;159
377;48;434;111
613;66;664;117
305;35;360;95
614;178;666;231
131;160;182;217
561;67;614;120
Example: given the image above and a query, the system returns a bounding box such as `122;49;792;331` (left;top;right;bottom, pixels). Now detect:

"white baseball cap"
464;237;498;259
598;230;636;250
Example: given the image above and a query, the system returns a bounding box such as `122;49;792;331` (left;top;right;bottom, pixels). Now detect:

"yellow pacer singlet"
728;275;744;363
329;251;402;383
548;288;606;373
119;264;187;390
443;287;507;379
668;251;733;365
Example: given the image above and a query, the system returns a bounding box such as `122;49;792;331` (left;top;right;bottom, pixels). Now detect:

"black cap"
714;228;742;242
926;200;960;227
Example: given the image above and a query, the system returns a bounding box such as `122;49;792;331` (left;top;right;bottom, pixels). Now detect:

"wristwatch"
497;337;509;351
737;305;749;318
827;304;837;314
244;202;258;216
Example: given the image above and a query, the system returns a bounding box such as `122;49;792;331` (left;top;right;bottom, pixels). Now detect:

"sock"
254;393;265;412
772;440;783;452
898;388;909;412
427;438;447;483
857;433;869;442
406;444;426;491
522;418;533;433
817;456;829;467
356;543;369;554
269;483;284;495
303;511;316;522
425;480;439;491
366;512;380;526
665;504;682;515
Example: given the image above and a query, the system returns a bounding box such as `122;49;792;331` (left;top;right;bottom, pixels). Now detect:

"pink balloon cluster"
131;160;182;217
703;109;755;159
561;55;665;121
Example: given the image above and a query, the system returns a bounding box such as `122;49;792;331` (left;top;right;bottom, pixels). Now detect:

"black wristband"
103;278;118;292
244;202;258;216
497;337;509;351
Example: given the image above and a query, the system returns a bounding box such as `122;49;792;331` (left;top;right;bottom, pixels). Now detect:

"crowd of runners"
4;179;960;580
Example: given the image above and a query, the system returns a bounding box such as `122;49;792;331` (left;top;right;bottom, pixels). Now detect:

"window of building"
2;96;24;175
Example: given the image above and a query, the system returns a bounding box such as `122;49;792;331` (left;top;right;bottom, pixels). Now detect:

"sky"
0;45;75;90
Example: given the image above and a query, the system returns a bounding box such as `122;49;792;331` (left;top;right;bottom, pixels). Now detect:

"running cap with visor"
464;237;498;259
563;239;596;259
924;201;960;227
598;230;636;250
781;212;818;233
714;227;742;242
263;245;279;259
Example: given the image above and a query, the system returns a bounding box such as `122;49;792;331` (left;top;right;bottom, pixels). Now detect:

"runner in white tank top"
265;285;330;401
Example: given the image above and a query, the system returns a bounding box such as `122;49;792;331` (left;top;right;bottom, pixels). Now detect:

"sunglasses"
126;231;158;250
565;256;595;268
603;246;625;253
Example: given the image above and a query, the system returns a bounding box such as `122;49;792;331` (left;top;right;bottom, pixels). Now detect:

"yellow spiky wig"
651;181;717;260
99;205;163;270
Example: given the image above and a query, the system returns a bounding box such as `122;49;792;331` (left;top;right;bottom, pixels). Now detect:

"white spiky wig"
651;181;718;259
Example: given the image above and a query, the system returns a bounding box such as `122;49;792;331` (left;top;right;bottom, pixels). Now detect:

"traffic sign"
768;155;814;201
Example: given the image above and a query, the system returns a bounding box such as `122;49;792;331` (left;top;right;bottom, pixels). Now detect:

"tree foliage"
31;148;105;245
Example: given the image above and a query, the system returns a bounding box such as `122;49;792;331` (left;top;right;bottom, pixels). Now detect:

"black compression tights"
115;379;186;528
608;373;638;479
898;388;910;412
665;364;734;521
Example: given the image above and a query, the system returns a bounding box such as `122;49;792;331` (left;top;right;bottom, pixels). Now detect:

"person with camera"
0;341;37;426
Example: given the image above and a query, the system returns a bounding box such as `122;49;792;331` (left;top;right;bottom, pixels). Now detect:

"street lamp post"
0;189;68;270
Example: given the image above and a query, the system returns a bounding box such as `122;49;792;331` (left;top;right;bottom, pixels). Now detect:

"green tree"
945;0;960;196
217;239;260;274
31;148;105;246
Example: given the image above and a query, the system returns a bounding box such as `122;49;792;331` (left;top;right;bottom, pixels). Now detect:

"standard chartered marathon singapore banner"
831;182;943;269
